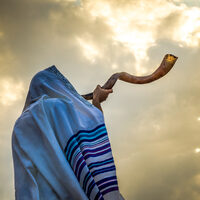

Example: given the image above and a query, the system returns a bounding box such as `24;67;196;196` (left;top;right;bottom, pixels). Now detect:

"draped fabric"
11;65;125;200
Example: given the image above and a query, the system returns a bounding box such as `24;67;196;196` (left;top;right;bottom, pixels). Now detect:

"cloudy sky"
0;0;200;199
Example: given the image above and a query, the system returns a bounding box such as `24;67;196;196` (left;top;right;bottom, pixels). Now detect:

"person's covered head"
22;65;87;112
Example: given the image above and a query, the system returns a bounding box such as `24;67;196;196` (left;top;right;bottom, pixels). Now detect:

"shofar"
81;54;178;100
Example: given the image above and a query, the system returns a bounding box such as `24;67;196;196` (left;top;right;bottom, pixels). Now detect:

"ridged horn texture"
81;54;178;100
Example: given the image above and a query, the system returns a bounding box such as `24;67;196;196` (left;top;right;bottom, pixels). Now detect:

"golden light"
86;0;160;74
197;117;200;121
88;1;112;18
0;78;25;106
173;6;200;47
111;63;118;70
85;0;183;74
153;123;161;131
54;0;80;3
166;54;177;62
82;0;200;74
76;37;100;63
195;148;200;153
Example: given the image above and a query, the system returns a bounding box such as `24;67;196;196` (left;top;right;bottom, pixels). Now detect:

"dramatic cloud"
0;0;200;199
0;78;25;106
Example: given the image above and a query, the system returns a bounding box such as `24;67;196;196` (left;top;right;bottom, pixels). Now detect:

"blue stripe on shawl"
83;148;111;160
91;165;116;177
94;191;104;200
82;143;110;154
75;156;84;176
83;171;91;191
80;136;108;148
67;129;107;151
87;179;96;197
96;176;117;186
65;127;107;160
98;180;118;191
67;132;107;162
77;161;86;181
88;158;114;170
82;165;116;192
75;147;112;178
64;123;106;152
64;123;118;200
102;186;119;196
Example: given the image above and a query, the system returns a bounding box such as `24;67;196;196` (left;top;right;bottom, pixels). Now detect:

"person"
11;65;125;200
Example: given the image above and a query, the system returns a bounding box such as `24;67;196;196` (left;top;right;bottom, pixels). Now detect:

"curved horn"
81;54;178;100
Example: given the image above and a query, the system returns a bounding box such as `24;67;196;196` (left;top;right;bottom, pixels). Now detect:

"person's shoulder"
42;96;74;111
13;97;66;130
13;106;34;133
25;95;70;112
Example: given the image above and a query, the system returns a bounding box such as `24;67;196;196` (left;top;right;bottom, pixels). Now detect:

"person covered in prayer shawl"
11;65;125;200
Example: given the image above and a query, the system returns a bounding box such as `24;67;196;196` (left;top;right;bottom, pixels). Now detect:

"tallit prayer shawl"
12;65;124;200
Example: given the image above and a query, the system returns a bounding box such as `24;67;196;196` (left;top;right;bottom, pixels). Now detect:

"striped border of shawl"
64;123;119;200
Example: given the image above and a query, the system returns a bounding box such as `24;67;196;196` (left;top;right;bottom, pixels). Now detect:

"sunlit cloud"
195;148;200;153
76;36;101;63
0;77;25;106
54;0;81;4
81;0;200;73
153;123;161;131
85;0;162;74
84;0;173;74
0;0;200;199
172;6;200;47
111;63;118;70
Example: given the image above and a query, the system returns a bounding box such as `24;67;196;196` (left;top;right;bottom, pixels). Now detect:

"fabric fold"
12;65;124;200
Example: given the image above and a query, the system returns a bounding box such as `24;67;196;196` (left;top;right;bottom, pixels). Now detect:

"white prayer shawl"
11;65;124;200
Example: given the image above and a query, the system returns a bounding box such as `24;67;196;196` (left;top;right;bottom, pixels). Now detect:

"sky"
0;0;200;199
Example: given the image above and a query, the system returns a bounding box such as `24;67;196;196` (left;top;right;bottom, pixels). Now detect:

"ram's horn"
81;54;178;100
